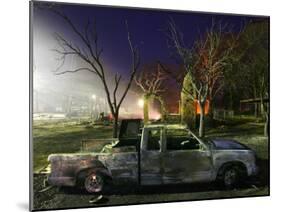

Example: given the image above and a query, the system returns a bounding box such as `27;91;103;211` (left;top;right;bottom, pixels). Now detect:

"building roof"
240;98;269;104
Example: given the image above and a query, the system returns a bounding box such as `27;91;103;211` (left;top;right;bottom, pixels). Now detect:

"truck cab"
139;125;213;185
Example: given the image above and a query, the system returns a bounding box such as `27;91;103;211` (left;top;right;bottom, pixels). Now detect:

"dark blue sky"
34;1;267;77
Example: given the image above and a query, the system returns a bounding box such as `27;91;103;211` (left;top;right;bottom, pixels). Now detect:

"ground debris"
251;184;258;190
89;195;108;204
38;185;55;193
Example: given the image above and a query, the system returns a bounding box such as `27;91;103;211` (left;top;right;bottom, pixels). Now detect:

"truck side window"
166;129;200;150
147;129;161;151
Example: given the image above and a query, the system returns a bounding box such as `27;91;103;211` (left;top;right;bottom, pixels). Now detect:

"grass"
33;117;268;171
32;120;113;172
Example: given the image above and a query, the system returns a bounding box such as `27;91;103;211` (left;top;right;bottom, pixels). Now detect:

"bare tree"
164;20;239;137
135;63;167;124
238;21;269;136
50;8;140;137
193;22;240;119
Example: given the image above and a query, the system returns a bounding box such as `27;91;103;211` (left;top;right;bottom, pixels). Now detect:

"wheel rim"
224;169;237;186
85;173;104;193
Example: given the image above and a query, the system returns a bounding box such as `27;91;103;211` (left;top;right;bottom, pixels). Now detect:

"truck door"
140;127;163;185
162;129;213;184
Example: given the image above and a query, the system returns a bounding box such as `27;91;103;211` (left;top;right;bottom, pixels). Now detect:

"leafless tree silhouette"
163;20;239;137
135;63;168;123
49;7;140;137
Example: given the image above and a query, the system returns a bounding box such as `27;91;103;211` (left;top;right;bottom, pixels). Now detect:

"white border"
0;0;280;212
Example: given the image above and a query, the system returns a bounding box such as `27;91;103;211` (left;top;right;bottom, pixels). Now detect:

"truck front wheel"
84;172;104;193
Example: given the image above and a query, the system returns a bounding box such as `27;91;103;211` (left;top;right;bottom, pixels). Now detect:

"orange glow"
195;99;209;115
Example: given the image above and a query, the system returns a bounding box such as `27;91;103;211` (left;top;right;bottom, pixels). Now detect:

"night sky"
34;1;266;74
32;1;267;114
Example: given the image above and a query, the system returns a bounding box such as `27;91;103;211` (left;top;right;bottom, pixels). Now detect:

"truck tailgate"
81;138;118;152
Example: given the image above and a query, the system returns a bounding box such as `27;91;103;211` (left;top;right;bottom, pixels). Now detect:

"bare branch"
113;73;122;108
134;62;168;109
117;21;140;109
54;67;97;75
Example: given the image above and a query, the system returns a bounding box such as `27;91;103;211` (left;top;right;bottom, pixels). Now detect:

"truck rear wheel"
222;167;239;188
84;172;104;193
217;164;243;189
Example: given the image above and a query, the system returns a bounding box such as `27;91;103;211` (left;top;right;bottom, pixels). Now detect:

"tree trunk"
264;112;268;137
198;102;205;138
180;74;196;128
229;89;233;110
160;103;166;122
180;92;195;128
143;95;149;124
112;112;119;138
208;98;214;124
254;103;258;117
180;97;185;124
254;87;258;117
156;96;167;122
260;95;268;137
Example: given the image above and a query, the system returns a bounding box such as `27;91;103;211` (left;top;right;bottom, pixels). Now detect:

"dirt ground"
33;170;268;210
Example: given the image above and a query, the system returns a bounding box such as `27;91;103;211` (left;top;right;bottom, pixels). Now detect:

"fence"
213;109;234;120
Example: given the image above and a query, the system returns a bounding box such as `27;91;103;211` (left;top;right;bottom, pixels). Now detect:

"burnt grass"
32;118;269;210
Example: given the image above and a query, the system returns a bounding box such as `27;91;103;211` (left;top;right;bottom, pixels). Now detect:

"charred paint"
47;124;258;190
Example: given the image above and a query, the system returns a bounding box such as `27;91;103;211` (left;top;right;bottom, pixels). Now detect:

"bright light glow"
137;98;144;108
154;114;161;120
92;94;96;100
33;70;41;90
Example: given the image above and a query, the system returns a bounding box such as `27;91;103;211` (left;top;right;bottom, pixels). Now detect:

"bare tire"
221;166;239;188
84;172;104;193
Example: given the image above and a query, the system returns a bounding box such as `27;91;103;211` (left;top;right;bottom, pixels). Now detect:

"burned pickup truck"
47;119;258;193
